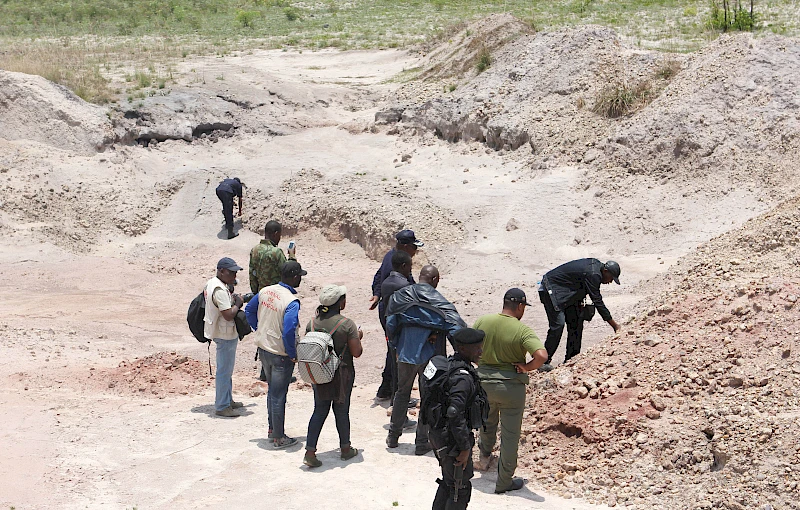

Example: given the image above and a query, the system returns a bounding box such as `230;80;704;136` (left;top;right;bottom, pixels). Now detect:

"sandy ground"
2;37;778;508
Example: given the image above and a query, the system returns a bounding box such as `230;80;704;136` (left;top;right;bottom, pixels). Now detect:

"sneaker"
407;397;419;409
303;452;322;468
340;446;359;461
403;418;417;430
230;401;244;409
386;434;399;448
495;478;525;494
476;452;495;471
414;444;433;456
215;407;239;418
538;363;553;373
273;436;298;449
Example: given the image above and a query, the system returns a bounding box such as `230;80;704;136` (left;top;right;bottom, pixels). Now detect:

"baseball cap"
503;288;531;306
604;260;621;284
452;327;485;345
396;229;424;247
319;284;347;306
281;260;307;278
217;257;242;271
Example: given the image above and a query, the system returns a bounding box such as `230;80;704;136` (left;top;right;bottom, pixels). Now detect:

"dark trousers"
377;340;398;399
306;381;353;450
389;361;427;444
433;451;473;509
539;290;585;364
216;189;234;232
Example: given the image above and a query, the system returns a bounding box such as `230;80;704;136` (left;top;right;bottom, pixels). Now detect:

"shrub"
475;46;491;74
284;6;302;21
135;71;152;88
235;10;260;28
592;82;637;118
656;59;681;79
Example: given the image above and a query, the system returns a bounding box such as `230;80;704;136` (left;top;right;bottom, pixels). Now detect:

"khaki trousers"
478;378;526;492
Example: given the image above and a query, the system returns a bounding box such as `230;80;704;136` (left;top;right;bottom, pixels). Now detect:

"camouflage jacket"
249;240;295;293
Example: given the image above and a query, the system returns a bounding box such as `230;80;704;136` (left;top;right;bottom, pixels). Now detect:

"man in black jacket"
539;259;621;369
216;177;243;239
422;327;487;510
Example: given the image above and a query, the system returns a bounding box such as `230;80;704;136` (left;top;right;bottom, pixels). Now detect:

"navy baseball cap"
217;257;243;271
396;229;424;247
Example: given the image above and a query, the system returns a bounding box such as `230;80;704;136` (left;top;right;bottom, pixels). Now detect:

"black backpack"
187;292;211;343
420;355;488;452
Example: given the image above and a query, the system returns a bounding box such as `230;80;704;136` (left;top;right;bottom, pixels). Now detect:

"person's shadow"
216;218;242;239
190;403;256;418
250;437;306;454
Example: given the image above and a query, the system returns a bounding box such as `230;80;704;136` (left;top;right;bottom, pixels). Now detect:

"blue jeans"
214;338;238;411
259;348;294;438
306;382;353;451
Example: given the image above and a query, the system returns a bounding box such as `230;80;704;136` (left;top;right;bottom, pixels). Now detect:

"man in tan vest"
204;257;245;417
245;260;307;449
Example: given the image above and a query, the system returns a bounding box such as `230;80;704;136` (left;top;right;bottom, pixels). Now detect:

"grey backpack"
296;318;347;385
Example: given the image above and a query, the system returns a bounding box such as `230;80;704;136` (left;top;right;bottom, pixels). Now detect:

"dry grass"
592;79;654;118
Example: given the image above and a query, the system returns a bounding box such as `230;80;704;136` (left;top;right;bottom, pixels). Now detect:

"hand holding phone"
287;241;296;257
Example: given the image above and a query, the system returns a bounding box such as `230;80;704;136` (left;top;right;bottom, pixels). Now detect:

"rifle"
453;463;464;502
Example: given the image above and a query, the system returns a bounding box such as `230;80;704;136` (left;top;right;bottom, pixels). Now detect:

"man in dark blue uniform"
539;258;621;370
420;327;487;509
369;229;423;400
216;177;243;239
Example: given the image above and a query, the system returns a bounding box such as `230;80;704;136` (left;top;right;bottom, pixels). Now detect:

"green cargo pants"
477;375;527;492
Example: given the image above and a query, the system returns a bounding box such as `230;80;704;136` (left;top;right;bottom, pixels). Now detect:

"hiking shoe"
215;407;240;418
495;478;525;494
403;418;417;430
476;452;496;472
303;452;322;468
340;446;359;461
538;364;553;373
273;436;298;449
414;444;432;456
386;434;399;448
230;401;244;409
407;397;419;409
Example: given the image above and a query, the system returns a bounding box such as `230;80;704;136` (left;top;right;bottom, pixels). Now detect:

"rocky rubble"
243;168;465;260
92;351;213;398
513;196;800;508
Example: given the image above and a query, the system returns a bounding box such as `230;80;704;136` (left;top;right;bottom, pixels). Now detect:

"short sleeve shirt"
473;313;544;372
212;287;232;311
305;314;359;366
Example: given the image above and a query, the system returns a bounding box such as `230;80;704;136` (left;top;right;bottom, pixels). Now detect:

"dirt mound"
383;20;660;153
603;34;800;200
0;70;114;154
515;196;800;508
90;352;213;398
243;168;464;260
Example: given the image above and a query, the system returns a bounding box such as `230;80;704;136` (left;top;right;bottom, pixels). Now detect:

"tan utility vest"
203;277;238;341
254;283;300;357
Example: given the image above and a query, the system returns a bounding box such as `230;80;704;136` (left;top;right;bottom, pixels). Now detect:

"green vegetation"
475;46;491;73
0;0;797;103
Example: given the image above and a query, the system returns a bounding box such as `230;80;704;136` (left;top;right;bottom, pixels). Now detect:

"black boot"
227;227;238;239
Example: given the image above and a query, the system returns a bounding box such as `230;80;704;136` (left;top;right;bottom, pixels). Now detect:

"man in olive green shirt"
473;288;548;494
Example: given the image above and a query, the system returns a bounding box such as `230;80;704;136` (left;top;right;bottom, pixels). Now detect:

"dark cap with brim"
452;327;485;345
281;260;307;278
503;287;531;306
217;257;243;271
396;229;424;247
604;260;621;285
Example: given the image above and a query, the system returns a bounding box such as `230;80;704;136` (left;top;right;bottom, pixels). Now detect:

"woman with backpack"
303;285;363;468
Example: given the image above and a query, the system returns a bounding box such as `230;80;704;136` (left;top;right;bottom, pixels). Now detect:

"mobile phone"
288;241;296;250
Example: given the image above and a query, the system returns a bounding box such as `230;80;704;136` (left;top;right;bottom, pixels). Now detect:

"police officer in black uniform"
216;177;243;239
421;327;487;510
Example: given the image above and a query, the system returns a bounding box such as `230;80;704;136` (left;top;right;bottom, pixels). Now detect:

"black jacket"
443;353;483;452
542;258;613;322
379;271;411;329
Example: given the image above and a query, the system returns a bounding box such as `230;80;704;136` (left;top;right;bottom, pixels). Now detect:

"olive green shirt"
473;313;544;374
305;314;359;366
